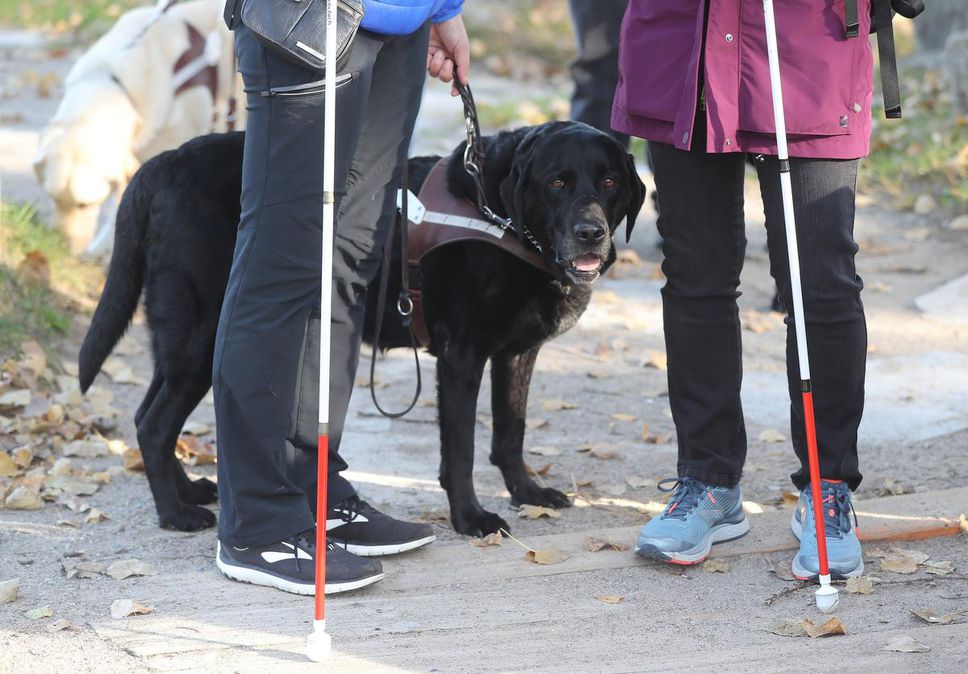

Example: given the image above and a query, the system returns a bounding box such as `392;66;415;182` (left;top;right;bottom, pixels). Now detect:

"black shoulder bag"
223;0;364;73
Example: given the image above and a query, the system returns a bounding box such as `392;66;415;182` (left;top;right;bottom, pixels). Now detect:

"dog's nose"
574;222;606;242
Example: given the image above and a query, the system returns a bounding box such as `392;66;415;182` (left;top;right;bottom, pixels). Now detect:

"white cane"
762;0;839;614
306;0;339;661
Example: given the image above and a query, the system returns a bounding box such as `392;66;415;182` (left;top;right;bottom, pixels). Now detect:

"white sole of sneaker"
341;534;437;557
789;513;864;580
636;518;750;565
215;542;385;595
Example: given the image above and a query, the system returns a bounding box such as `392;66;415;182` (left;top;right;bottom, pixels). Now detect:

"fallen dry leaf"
645;432;672;445
959;513;968;536
584;537;629;552
0;578;20;604
595;595;625;604
803;617;847;638
106;559;157;580
63;560;107;580
181;420;211;436
527;446;560;457
101;358;147;386
769;619;808;637
542;399;577;412
110;598;154;619
876;478;914;497
11;446;33;469
15;340;47;388
4;486;43;510
122;447;145;471
0;452;20;477
0;388;31;409
85;508;109;524
626;475;650;489
758;429;787;443
525;463;552;477
45;618;72;633
612;413;636;422
62;439;110;459
468;532;503;548
44;474;99;497
845;576;874;594
519;505;560;520
524;548;570;565
641;351;667;370
175;436;216;466
881;558;919;574
526;418;548;430
701;558;731;573
23;606;54;620
416;509;450;523
58;495;90;513
781;492;800;507
920;560;954;576
911;608;967;625
589;447;618;460
883;635;930;653
57;518;81;528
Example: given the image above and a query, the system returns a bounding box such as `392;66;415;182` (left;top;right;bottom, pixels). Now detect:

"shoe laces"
332;495;378;525
291;529;317;573
810;482;858;538
656;477;707;521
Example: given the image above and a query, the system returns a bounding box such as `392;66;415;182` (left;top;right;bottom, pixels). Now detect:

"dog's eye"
603;177;617;189
550;178;566;190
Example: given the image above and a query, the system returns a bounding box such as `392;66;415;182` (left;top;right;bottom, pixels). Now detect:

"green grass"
0;202;103;361
863;64;968;211
0;0;143;36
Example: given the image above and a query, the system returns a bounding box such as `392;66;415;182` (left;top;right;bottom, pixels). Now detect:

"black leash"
368;160;422;419
455;80;544;253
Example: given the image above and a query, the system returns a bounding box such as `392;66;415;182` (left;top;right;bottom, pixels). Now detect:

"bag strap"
368;161;423;419
873;0;903;118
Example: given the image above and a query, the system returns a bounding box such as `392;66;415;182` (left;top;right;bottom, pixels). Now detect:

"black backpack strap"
844;0;860;37
873;0;902;118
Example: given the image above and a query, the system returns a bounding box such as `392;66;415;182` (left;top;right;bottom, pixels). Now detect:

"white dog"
34;0;245;256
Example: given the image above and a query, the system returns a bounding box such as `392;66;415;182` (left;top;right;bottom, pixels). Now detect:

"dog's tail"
78;168;151;393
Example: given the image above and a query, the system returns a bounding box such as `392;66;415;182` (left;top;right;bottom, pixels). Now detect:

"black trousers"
649;142;866;491
213;24;429;547
568;0;629;147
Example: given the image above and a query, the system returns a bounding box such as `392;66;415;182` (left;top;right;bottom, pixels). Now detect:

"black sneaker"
327;495;436;557
216;529;384;595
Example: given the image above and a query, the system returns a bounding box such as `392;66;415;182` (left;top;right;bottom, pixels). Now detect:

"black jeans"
649;142;866;491
568;0;629;147
212;24;429;547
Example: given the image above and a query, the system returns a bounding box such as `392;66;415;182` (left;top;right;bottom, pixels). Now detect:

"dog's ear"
624;152;646;243
498;129;542;240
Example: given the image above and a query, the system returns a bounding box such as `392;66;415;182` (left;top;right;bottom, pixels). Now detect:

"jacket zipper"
262;72;354;97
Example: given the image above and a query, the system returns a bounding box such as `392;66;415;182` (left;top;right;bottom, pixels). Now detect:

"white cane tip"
306;629;332;662
815;586;840;614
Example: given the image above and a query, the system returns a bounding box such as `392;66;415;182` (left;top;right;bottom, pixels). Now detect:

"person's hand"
427;15;470;96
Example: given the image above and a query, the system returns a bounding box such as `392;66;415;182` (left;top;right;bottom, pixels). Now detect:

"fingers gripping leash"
306;0;339;661
762;0;839;614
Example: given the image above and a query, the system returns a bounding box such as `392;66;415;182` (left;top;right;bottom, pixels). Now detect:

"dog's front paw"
178;477;219;505
452;509;510;538
510;484;572;509
159;504;216;531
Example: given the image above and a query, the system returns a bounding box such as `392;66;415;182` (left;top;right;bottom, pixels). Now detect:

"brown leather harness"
405;157;551;347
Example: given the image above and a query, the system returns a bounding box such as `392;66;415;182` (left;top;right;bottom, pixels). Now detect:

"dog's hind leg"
136;378;216;531
134;371;164;428
490;348;571;509
437;345;509;537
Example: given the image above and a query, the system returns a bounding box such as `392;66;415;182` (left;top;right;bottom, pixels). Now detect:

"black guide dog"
78;121;645;536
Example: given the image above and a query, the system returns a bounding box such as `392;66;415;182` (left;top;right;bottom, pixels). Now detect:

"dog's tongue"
573;255;601;272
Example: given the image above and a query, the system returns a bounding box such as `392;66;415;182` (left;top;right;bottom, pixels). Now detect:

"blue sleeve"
431;0;463;23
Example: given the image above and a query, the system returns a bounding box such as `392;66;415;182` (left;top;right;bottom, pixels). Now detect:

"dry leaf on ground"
920;560;954;576
641;351;667;370
11;446;33;469
612;413;636;422
595;595;624;604
519;505;560;520
62;439;110;459
881;558;919;574
468;532;503;548
702;558;731;573
175;436;216;466
846;576;874;594
911;608;967;625
0;389;31;409
63;561;107;579
645;432;672;445
524;549;570;565
122;447;145;471
0;579;20;605
758;429;787;443
584;538;629;552
883;635;930;653
960;513;968;536
4;486;43;510
803;617;847;638
110;599;154;619
586;446;617;460
106;559;157;580
626;475;650;489
101;358;147;386
525;463;552;477
0;452;20;477
23;606;54;620
181;420;211;436
542;399;577;412
526;418;548;430
417;509;449;523
527;446;560;457
45;618;72;633
85;508;109;524
44;474;99;497
768;620;808;637
877;478;914;497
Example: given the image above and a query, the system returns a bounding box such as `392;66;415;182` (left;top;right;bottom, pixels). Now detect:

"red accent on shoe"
667;502;679;514
708;493;716;505
821;479;843;483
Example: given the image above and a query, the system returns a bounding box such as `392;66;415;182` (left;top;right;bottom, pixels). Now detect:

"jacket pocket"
261;72;355;97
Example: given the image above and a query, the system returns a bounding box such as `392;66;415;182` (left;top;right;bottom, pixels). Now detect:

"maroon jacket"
612;0;874;159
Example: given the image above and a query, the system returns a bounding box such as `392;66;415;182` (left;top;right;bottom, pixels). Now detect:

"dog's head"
496;121;646;284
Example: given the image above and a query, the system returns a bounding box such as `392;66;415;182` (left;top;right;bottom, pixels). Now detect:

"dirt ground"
2;26;968;674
